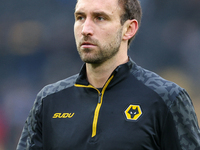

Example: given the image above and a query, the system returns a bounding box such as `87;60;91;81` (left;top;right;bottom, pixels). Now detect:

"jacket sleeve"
161;89;200;150
16;94;43;150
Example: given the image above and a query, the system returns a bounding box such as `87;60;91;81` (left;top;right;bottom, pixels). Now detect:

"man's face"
74;0;124;64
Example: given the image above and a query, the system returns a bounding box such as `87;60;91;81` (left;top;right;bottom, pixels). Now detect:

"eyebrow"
93;11;111;18
74;10;112;19
74;11;85;16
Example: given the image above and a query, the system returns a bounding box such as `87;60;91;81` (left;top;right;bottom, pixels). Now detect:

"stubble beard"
77;28;123;64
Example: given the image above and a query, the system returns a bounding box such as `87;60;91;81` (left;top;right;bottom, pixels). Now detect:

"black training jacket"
17;58;200;150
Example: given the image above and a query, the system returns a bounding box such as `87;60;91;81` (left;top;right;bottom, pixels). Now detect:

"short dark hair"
118;0;142;45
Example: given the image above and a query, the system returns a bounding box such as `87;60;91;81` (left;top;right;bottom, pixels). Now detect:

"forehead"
75;0;122;16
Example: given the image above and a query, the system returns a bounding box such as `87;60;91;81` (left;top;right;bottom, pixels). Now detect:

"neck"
86;53;129;88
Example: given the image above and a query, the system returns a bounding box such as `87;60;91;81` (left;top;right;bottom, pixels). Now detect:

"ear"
122;19;139;41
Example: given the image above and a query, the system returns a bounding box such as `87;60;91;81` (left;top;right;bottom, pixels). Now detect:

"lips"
81;42;96;48
81;42;95;46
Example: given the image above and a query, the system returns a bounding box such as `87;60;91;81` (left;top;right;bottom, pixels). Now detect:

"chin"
81;57;102;64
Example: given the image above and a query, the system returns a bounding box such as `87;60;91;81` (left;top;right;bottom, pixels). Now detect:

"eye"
96;16;105;21
75;15;85;21
78;16;84;20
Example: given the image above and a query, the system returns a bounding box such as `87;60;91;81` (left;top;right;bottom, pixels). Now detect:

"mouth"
81;42;96;48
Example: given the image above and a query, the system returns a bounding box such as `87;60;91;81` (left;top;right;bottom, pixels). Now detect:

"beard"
76;28;123;64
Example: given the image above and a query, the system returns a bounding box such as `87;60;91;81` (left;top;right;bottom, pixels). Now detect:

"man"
17;0;200;149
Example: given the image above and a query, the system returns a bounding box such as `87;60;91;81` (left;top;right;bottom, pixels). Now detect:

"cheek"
103;29;119;40
74;24;81;37
99;28;112;38
74;28;80;46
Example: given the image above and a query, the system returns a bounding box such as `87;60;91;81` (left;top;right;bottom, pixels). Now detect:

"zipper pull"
98;93;102;103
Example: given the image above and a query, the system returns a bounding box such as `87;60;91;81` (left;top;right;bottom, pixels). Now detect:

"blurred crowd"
0;0;200;149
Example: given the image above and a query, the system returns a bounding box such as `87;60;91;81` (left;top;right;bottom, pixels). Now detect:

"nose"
81;18;94;36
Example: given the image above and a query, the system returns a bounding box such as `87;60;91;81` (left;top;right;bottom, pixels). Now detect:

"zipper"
92;91;102;137
74;75;114;137
98;93;102;103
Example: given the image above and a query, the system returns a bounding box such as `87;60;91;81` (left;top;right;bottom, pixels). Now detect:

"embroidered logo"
52;113;75;118
124;105;142;121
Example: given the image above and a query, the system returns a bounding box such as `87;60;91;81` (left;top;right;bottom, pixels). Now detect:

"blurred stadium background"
0;0;200;149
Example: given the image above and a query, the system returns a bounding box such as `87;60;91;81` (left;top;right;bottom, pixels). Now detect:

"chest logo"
124;105;142;121
52;113;75;118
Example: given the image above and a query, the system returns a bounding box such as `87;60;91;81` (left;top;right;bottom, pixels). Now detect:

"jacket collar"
75;57;135;87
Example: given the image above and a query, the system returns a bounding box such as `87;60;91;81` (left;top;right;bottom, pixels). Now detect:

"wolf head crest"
125;105;142;121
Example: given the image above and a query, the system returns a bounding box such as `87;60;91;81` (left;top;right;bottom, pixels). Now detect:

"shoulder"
38;74;79;99
130;63;183;107
31;74;79;114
